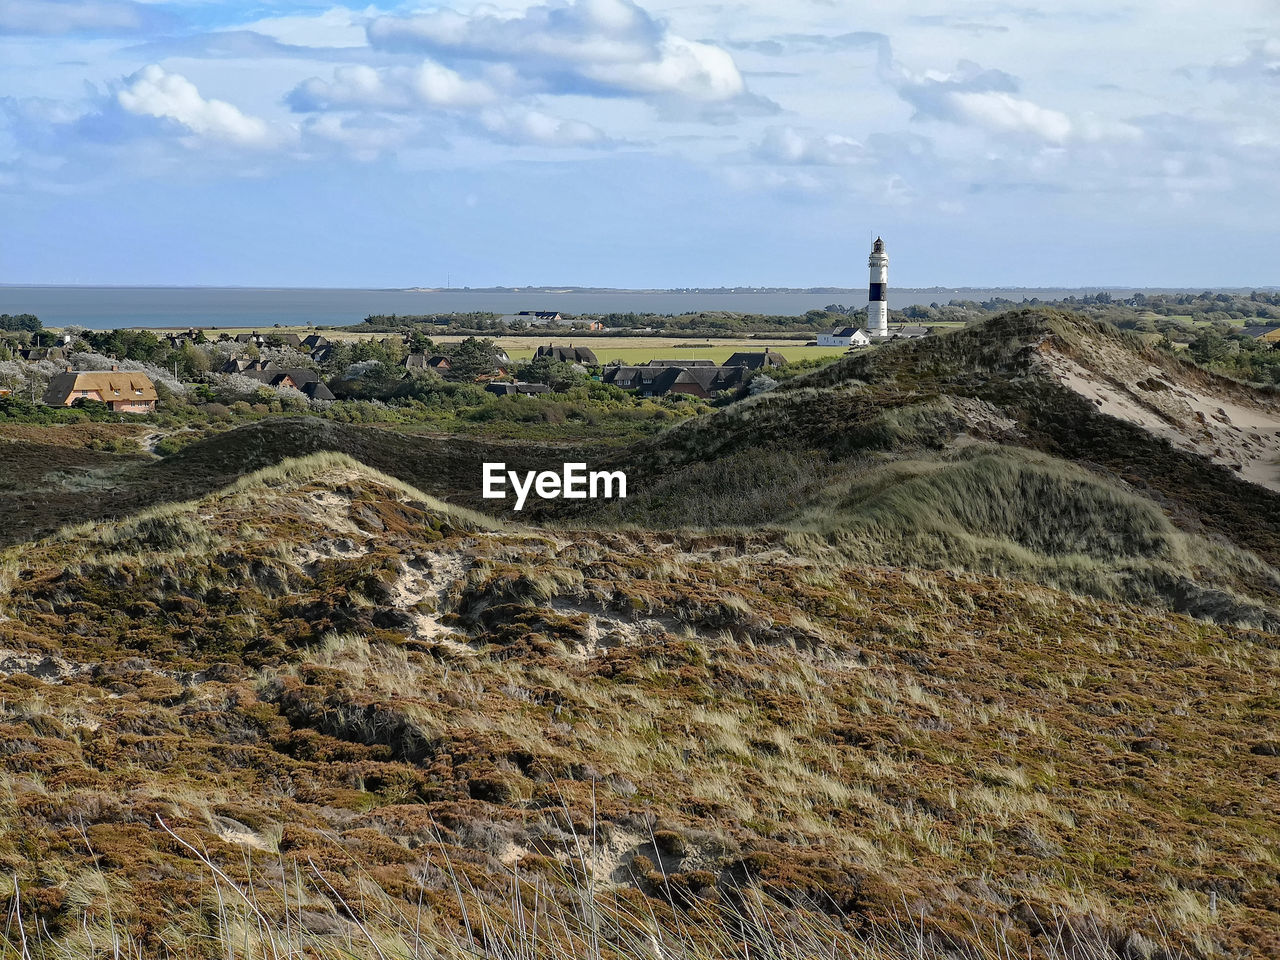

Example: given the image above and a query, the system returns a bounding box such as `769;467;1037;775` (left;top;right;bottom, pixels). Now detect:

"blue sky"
2;0;1278;288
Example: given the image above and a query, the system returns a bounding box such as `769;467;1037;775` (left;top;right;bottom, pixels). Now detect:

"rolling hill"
573;310;1280;629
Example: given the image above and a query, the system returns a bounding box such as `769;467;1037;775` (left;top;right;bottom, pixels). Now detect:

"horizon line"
3;283;1278;293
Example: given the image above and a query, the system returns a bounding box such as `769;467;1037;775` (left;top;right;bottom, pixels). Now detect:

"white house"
818;326;871;347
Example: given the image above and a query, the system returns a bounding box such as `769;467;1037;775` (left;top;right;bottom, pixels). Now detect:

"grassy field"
135;325;851;363
432;336;850;364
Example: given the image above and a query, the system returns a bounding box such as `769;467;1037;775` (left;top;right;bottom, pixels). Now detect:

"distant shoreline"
4;284;1277;294
5;284;1278;330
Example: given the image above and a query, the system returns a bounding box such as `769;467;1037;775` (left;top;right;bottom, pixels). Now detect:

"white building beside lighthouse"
867;236;889;339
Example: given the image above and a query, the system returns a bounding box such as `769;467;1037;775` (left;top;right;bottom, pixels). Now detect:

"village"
0;240;936;417
0;326;825;416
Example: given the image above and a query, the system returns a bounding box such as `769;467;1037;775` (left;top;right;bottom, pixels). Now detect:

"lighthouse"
867;237;889;339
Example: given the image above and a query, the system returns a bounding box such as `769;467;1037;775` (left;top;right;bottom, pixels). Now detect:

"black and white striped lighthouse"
867;237;889;339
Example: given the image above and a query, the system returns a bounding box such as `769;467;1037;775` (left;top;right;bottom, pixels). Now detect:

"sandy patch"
388;551;475;652
295;535;372;570
550;599;683;662
1040;342;1280;491
0;649;89;681
211;816;277;851
587;826;649;885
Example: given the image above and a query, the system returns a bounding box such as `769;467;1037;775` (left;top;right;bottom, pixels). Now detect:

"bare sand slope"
1038;337;1280;491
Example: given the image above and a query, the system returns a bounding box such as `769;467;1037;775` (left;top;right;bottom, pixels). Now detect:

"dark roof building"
602;365;647;391
164;329;204;348
402;353;452;371
535;345;599;365
891;325;930;339
1241;325;1280;340
300;380;336;401
486;382;551;396
238;367;334;400
18;346;66;362
645;358;717;367
659;366;745;398
724;350;787;370
604;364;744;399
221;359;276;374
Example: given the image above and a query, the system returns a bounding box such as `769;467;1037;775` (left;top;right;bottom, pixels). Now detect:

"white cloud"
583;35;743;101
117;65;275;147
950;91;1074;144
754;126;862;165
478;107;606;146
239;6;371;48
1211;37;1280;85
367;0;746;103
300;64;386;107
303;113;420;161
948;92;1141;145
414;60;498;108
368;0;658;64
289;60;498;112
894;60;1140;146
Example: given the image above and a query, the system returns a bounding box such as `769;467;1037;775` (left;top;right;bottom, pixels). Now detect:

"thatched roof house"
43;367;158;413
724;350;787;370
535;345;598;365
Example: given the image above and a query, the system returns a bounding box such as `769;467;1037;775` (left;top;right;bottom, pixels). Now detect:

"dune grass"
1;460;1277;956
2;819;1189;960
567;310;1280;629
588;439;1280;630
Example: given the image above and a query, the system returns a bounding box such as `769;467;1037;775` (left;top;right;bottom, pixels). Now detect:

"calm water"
0;285;1157;330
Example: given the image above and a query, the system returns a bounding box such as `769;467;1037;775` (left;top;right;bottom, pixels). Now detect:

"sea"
0;285;1191;331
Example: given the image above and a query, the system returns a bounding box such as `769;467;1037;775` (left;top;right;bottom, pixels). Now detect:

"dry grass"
0;823;1194;960
0;468;1275;954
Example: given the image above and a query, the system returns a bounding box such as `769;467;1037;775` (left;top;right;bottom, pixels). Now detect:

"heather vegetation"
1;455;1276;957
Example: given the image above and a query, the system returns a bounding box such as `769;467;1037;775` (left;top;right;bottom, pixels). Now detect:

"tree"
516;356;587;391
84;328;164;363
178;344;211;377
1189;331;1230;365
444;337;499;382
0;314;42;333
406;329;435;353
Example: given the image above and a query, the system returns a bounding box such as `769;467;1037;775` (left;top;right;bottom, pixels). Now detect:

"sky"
1;0;1279;288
